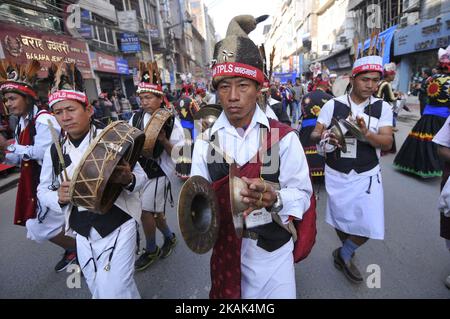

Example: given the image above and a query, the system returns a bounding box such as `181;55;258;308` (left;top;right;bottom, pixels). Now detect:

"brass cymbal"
330;117;347;153
194;104;222;132
178;175;220;254
339;118;368;142
229;163;249;238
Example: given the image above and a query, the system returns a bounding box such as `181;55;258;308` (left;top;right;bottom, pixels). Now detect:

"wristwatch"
7;144;15;152
270;191;283;213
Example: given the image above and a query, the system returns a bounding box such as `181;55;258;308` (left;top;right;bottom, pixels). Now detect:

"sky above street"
204;0;280;45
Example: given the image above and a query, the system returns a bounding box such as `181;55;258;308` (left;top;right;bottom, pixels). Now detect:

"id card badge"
245;208;273;228
341;137;357;159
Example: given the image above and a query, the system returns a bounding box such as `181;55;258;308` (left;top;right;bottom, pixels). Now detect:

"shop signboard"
116;57;129;75
0;22;93;79
394;13;450;56
119;33;141;53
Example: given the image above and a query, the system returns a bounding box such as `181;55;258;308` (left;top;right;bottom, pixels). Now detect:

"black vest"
325;99;382;173
206;131;291;252
50;129;131;239
131;110;166;179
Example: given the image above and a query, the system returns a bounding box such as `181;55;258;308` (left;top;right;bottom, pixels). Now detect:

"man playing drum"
37;63;147;298
310;43;393;284
0;59;77;272
130;62;185;271
190;15;312;299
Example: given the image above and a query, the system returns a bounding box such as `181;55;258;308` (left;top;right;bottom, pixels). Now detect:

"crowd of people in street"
0;13;449;299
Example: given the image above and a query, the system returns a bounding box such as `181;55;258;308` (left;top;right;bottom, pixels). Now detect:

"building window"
142;0;157;24
0;0;63;32
109;0;125;11
352;0;403;39
92;13;117;49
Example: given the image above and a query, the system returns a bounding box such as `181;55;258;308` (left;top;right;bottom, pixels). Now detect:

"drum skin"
142;108;174;159
69;121;145;214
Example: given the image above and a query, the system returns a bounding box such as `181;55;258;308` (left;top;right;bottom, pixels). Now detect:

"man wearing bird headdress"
190;15;312;299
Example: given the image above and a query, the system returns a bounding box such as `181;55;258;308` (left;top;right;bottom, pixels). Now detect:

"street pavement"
0;99;449;298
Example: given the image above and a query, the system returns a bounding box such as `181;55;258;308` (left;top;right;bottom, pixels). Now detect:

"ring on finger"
262;182;267;193
258;193;264;207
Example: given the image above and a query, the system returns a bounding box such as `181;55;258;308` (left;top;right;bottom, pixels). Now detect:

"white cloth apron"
324;165;385;240
241;238;296;299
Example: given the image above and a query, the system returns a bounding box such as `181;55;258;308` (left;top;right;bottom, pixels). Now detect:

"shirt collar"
336;94;381;107
20;105;39;122
210;104;270;137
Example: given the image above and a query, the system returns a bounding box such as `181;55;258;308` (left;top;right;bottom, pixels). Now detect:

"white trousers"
76;219;140;299
26;208;65;243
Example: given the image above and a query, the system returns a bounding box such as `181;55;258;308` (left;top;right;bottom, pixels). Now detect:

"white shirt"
37;126;148;232
317;94;393;162
4;106;60;166
191;104;312;222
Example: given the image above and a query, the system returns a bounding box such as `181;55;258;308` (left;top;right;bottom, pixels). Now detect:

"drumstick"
48;120;69;182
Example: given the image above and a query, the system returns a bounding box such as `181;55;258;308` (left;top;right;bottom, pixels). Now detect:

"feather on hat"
352;30;383;77
137;61;163;95
0;59;40;99
46;62;88;108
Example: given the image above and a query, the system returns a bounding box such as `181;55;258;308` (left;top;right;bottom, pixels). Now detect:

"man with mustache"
190;15;312;299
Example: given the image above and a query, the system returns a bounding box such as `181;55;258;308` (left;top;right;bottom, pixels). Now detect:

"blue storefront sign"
394;13;450;56
273;72;297;84
119;33;141;53
78;9;93;39
116;57;129;75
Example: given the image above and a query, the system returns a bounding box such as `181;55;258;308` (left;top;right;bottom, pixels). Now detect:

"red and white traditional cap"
46;62;88;108
137;82;163;95
0;59;40;99
136;61;163;95
383;62;396;76
438;45;450;63
48;89;88;108
211;15;268;88
352;55;383;77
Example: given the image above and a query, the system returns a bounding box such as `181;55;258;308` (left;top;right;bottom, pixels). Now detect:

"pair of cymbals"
330;118;347;153
339;118;368;142
177;164;250;254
